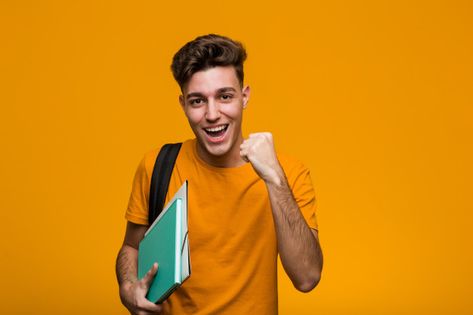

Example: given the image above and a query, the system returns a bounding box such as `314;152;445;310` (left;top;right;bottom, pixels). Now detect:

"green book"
138;181;190;303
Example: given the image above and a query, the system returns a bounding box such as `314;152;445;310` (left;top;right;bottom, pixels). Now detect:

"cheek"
221;103;243;120
186;108;205;125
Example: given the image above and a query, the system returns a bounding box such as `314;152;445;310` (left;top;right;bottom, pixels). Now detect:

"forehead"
184;66;240;96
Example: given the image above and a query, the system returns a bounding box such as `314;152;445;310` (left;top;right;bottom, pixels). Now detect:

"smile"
202;124;229;143
203;124;229;137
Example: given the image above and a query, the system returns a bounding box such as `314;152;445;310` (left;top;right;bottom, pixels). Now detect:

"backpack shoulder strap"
148;142;182;225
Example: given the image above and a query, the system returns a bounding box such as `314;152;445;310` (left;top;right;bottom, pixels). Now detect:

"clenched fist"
240;132;284;185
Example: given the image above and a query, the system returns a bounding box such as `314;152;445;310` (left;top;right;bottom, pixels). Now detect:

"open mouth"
203;124;229;138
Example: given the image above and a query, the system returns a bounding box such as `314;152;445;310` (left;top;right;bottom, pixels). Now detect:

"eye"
189;98;204;105
220;94;233;101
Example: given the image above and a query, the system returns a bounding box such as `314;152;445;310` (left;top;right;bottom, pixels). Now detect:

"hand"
240;132;284;185
119;263;164;315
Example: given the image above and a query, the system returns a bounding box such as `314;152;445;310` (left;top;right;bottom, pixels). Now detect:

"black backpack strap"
148;143;182;225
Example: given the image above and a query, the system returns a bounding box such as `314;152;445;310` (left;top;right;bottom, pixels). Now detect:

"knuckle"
136;299;146;310
138;299;145;308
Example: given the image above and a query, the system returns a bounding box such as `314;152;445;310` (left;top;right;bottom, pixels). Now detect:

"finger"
240;150;249;163
264;132;273;141
137;298;164;313
240;138;253;149
249;132;267;138
142;262;159;287
240;138;251;146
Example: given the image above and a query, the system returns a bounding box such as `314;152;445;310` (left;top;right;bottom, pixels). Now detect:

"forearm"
266;170;323;292
239;133;322;291
116;244;139;288
116;223;163;313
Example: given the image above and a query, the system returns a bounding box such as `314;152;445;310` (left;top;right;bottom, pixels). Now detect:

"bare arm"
240;132;323;292
116;222;146;286
266;175;323;292
116;222;164;314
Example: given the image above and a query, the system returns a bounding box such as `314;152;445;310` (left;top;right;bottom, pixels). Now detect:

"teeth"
205;125;227;132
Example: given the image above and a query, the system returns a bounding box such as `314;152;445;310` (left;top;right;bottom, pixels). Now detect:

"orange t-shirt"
125;138;318;315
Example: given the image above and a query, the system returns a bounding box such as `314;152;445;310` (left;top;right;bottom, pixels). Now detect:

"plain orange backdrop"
1;1;472;314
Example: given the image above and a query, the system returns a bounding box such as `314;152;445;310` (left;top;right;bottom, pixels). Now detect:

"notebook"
138;181;190;303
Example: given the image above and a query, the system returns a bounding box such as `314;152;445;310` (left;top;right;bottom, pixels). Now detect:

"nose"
205;98;221;121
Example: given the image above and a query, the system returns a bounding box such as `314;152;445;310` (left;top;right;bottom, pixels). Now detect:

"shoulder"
278;151;309;172
277;151;311;188
139;139;194;173
139;147;160;177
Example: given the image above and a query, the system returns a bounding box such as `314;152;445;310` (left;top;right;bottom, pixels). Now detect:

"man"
116;34;323;315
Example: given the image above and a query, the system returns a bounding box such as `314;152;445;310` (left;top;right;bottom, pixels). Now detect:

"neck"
196;134;247;168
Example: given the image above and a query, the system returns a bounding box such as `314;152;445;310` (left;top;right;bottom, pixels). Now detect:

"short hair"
171;34;247;90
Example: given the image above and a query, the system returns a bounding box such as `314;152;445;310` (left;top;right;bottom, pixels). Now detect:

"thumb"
141;262;158;288
240;150;249;163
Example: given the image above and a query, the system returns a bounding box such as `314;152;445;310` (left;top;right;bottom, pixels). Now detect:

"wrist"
120;278;137;293
264;166;286;187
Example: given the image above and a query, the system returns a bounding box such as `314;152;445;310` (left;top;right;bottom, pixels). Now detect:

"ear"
179;95;185;109
242;85;250;109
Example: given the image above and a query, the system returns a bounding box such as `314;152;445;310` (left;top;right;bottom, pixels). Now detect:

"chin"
194;123;241;161
203;141;231;157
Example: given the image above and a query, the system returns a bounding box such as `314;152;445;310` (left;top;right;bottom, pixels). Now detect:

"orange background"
1;1;472;314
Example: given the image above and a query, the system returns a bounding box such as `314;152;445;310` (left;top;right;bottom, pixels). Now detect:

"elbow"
295;272;321;293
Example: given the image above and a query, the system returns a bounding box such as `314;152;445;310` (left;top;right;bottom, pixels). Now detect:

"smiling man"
179;65;248;167
116;34;323;315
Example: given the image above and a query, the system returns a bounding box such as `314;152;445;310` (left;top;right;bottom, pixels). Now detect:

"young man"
116;34;323;315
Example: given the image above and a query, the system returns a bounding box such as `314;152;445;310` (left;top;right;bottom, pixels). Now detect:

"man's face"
179;66;250;164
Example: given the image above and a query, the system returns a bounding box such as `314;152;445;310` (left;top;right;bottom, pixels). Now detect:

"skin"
178;66;250;168
240;133;323;291
116;223;165;315
116;65;323;314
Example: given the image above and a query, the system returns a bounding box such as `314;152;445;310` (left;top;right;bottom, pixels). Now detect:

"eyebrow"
186;87;237;99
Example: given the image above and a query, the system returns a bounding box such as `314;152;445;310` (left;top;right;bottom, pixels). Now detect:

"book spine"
175;199;182;284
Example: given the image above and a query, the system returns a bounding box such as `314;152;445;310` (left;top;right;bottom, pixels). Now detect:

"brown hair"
171;34;247;90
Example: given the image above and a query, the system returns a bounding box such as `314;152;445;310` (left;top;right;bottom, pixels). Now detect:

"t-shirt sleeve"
125;152;156;225
288;161;319;231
